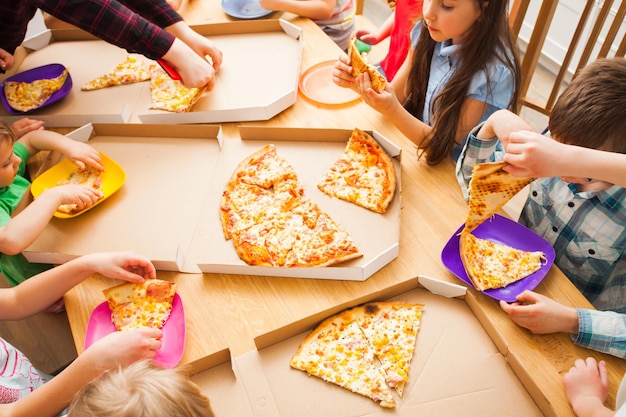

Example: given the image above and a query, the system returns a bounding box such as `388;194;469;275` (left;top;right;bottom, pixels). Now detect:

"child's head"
0;120;20;188
549;57;626;153
0;120;16;146
68;360;215;417
407;0;520;165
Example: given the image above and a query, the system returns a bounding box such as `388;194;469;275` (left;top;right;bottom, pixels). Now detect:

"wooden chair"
509;0;626;116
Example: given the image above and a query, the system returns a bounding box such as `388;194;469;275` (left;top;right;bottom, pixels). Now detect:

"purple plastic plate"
84;293;185;368
441;214;555;302
222;0;272;19
0;63;73;114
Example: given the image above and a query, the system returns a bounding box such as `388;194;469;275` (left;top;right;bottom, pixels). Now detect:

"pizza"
148;64;205;113
220;144;362;267
81;55;150;91
103;278;176;331
56;165;103;214
463;161;534;233
290;301;424;408
317;128;396;213
3;68;69;112
459;231;546;291
349;37;387;94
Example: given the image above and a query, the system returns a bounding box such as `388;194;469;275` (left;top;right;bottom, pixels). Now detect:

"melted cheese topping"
82;55;150;91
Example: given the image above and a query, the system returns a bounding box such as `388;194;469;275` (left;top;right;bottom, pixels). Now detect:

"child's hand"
0;47;14;72
354;29;381;45
63;142;104;172
498;290;579;334
46;183;104;212
333;53;358;90
503;131;563;178
356;73;398;114
84;251;157;283
562;357;611;417
11;118;44;138
85;328;163;369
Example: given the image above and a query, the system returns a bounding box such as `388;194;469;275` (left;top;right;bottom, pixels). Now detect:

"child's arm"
19;130;103;172
258;0;335;20
504;132;626;187
0;251;155;320
0;328;163;417
355;12;395;45
0;184;103;254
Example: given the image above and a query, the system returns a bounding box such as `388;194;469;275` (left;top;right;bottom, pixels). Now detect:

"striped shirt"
457;124;626;312
0;0;181;59
573;309;626;359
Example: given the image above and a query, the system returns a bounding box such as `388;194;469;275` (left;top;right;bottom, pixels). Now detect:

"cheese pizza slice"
56;165;104;214
459;231;546;291
349;37;387;94
4;68;69;112
148;64;205;113
464;161;534;233
317;128;397;213
103;279;176;331
81;55;150;91
290;317;396;408
350;302;424;397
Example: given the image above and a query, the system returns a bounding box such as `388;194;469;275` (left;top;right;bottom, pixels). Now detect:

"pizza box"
23;123;224;271
24;125;399;280
0;20;301;127
190;126;402;281
191;278;543;417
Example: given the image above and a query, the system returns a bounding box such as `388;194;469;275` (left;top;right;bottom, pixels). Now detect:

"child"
354;0;423;81
333;0;520;165
0;121;104;288
0;251;164;417
456;57;626;313
258;0;356;51
68;360;215;417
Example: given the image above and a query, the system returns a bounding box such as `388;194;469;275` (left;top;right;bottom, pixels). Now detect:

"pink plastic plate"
0;63;73;114
441;214;555;302
84;293;185;368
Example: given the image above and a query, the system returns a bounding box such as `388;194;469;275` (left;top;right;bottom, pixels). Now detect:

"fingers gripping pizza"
349;37;387;94
290;301;424;408
220;144;362;267
81;55;150;91
103;279;176;331
4;68;69;112
317;128;397;213
56;165;104;214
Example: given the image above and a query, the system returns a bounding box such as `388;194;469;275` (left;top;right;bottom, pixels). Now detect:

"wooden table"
47;4;626;417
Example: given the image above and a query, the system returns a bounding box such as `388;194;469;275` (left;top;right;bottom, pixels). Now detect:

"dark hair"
405;0;521;165
549;57;626;154
0;120;17;145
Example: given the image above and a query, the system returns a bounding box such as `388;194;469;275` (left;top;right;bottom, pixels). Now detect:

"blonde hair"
68;360;215;417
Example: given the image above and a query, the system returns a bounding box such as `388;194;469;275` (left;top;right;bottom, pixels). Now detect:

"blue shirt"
409;24;516;127
573;309;626;359
457;125;626;312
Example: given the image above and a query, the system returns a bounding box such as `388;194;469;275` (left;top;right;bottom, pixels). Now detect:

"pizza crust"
349;38;387;94
148;64;205;113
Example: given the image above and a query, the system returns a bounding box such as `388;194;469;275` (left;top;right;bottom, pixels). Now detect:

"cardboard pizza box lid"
2;19;301;127
193;283;543;417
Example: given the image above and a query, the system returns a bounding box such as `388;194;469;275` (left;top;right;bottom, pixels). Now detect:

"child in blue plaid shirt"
456;57;626;314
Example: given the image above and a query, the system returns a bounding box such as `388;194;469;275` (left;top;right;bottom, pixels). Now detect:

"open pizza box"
190;277;543;417
189;126;402;281
0;19;301;127
24;125;401;281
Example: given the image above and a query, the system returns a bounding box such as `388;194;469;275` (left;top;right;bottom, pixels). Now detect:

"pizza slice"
317;128;397;213
459;231;546;291
4;68;69;112
56;165;104;214
464;161;534;233
349;37;387;94
81;55;150;91
103;278;176;331
148;64;205;113
351;302;424;397
290;317;396;408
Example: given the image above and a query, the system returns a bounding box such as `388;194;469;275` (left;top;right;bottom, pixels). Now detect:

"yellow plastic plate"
30;152;126;218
